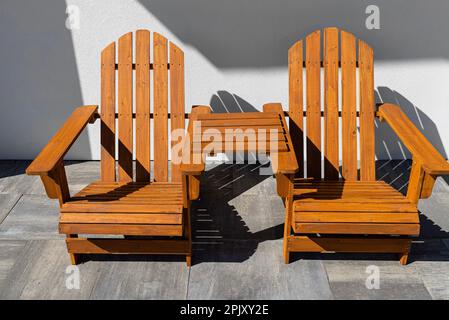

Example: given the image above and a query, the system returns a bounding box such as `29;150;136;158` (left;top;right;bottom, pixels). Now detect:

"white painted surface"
0;0;448;160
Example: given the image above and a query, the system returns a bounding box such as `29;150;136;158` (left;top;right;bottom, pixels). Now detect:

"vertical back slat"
341;30;358;180
118;32;133;182
170;42;185;182
135;30;151;182
288;40;304;178
153;33;169;182
100;42;116;181
305;30;322;179
323;28;339;180
359;40;376;181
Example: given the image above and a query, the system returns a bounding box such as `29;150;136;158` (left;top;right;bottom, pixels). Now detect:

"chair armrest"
26;105;98;176
263;103;299;175
180;105;211;175
378;103;449;175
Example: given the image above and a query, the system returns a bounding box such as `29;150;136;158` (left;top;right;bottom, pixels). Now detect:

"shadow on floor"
191;162;283;263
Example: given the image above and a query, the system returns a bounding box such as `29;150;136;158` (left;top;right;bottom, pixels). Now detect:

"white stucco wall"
1;0;448;160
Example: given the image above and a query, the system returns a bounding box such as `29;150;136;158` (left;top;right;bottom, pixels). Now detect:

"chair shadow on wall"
210;90;259;113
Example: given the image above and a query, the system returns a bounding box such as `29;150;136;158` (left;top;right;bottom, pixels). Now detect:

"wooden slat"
197;112;278;120
60;223;182;236
135;30;151;181
288;236;412;253
201;140;288;153
420;173;436;199
288;40;304;177
118;32;133;182
199;125;282;134
61;213;182;224
359;40;376;181
297;197;412;204
200;131;285;141
69;197;182;204
100;42;116;181
323;27;339;180
305;30;322;179
201;118;280;127
170;42;185;182
295;191;404;199
294;222;420;236
296;211;419;224
407;159;425;205
263;103;299;174
341;30;358;180
61;203;183;213
66;238;190;254
81;181;181;187
179;106;210;175
294;201;417;213
153;33;169;182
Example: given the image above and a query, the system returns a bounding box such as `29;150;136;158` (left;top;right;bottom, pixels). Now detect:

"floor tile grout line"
0;193;23;225
321;261;336;300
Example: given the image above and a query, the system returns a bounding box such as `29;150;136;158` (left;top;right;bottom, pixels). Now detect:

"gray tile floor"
0;160;449;299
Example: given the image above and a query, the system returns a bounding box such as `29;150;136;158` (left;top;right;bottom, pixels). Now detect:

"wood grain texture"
288;40;304;177
341;30;358;180
135;30;151;181
66;238;190;254
100;42;116;182
60;223;182;236
170;42;185;182
323;27;339;180
153;33;169;182
359;39;376;181
420;173;436;199
61;213;182;225
296;211;419;224
288;236;412;253
118;32;133;182
407;159;425;204
295;222;419;236
305;30;322;179
179;106;211;175
263;103;299;175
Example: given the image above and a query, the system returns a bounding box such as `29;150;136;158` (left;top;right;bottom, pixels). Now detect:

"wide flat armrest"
180;105;211;175
26;105;98;175
378;103;449;175
263;103;299;175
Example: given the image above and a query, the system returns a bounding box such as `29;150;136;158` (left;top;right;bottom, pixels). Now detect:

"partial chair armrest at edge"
263;103;299;198
378;103;449;202
180;105;212;200
25;105;99;204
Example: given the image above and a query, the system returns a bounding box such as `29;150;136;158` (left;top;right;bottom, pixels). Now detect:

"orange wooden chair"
274;27;449;265
26;30;208;266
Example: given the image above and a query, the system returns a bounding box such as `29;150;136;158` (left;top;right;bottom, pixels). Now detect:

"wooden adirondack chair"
26;30;208;266
274;27;449;265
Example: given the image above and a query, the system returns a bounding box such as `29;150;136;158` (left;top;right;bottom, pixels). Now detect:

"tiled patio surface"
0;160;448;299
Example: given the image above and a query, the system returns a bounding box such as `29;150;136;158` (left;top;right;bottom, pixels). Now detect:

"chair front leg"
406;158;426;205
282;174;294;264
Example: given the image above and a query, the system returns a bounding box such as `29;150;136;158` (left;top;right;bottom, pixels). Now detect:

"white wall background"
0;0;448;161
